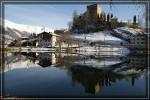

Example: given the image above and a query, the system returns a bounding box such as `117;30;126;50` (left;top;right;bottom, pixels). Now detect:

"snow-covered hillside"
73;31;127;45
4;20;54;44
4;20;54;38
5;20;54;34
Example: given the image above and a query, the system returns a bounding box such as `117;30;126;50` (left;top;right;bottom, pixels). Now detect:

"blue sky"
4;4;145;29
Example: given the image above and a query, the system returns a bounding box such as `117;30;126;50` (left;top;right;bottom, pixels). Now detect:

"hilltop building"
71;4;118;33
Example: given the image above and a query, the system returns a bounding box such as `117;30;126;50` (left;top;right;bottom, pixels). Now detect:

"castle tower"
87;4;101;18
87;4;101;26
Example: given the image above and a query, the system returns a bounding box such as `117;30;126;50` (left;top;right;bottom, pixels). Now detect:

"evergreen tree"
111;13;113;18
107;13;110;22
100;13;103;19
103;13;106;22
133;15;136;24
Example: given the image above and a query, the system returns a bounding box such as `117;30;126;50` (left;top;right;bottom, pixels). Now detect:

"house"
129;34;147;49
37;32;57;47
130;34;147;47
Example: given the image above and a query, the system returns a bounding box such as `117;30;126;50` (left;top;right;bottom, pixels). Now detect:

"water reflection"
69;66;143;94
4;51;148;97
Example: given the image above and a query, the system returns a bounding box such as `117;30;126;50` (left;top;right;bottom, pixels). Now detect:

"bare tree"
68;21;73;30
73;10;78;19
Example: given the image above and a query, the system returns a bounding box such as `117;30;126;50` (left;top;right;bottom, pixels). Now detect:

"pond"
3;51;148;98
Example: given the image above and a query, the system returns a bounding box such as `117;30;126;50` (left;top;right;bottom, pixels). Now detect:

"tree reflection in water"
68;65;145;94
4;51;148;95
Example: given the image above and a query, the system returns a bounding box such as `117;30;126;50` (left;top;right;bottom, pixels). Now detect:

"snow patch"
73;31;126;45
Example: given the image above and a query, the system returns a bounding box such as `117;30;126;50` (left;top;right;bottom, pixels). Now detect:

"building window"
141;42;144;44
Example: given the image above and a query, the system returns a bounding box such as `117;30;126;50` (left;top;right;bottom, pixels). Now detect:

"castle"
71;4;118;33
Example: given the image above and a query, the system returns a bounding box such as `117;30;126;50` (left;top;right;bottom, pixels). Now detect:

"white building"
129;34;147;48
37;32;57;47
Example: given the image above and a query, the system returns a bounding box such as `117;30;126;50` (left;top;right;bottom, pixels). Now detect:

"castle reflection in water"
4;51;148;95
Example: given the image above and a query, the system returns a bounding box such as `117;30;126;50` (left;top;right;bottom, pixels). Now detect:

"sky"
4;4;146;30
